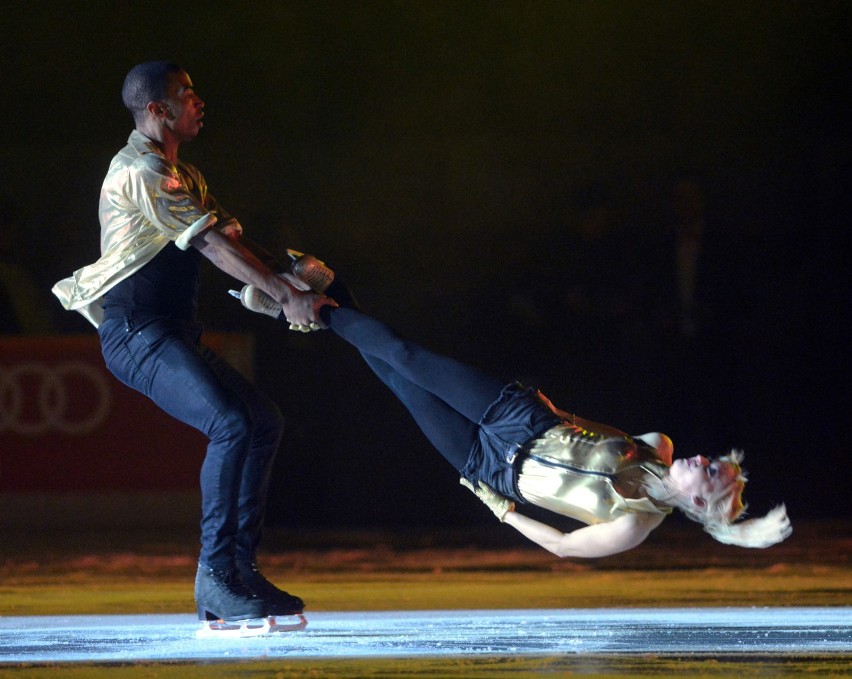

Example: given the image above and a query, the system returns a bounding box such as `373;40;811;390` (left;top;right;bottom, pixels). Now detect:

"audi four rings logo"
0;362;112;436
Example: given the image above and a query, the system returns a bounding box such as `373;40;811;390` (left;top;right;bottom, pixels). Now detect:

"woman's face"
666;455;738;504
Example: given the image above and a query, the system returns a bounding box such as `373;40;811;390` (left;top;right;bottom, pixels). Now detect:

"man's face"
161;70;205;142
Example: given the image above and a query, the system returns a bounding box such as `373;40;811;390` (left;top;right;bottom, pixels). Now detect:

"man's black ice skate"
238;562;305;616
195;564;265;622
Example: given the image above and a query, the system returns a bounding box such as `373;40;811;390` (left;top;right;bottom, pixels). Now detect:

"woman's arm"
503;510;665;558
461;479;664;558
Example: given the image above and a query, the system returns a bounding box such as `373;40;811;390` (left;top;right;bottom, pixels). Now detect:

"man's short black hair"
121;61;183;119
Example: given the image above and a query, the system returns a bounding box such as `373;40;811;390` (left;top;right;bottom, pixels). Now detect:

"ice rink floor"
1;607;850;664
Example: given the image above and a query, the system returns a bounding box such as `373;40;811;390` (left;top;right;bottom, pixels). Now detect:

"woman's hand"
460;478;515;522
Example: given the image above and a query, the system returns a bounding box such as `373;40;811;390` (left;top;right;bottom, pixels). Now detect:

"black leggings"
322;307;506;471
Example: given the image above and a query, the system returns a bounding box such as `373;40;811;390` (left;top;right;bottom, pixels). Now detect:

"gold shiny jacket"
517;422;671;525
52;130;238;326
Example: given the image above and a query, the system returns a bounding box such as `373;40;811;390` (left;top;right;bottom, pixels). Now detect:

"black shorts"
461;383;563;503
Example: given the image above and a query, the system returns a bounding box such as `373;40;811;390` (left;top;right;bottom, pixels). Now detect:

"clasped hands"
280;273;336;332
287;321;322;333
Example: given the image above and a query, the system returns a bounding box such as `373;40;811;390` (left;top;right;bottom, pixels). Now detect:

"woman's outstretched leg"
358;352;477;471
321;306;505;424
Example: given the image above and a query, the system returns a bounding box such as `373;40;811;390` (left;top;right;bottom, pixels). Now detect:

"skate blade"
196;614;307;639
268;613;308;633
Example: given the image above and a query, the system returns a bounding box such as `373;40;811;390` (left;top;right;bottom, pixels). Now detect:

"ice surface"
0;607;850;663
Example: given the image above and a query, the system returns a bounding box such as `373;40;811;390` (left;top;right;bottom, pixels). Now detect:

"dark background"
2;1;849;527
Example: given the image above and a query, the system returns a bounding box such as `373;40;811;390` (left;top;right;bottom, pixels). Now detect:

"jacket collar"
127;129;166;159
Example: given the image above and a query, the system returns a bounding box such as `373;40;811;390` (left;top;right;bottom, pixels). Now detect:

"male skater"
53;61;332;630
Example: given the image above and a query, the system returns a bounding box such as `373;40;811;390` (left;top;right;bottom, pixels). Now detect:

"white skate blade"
268;614;308;633
196;614;307;639
196;617;271;639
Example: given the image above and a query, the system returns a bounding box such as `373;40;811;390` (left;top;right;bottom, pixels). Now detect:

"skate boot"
231;286;319;332
195;563;265;622
286;249;359;308
236;284;283;319
238;562;305;616
287;249;335;293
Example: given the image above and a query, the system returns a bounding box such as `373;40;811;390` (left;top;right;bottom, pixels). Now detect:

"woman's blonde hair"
658;450;791;548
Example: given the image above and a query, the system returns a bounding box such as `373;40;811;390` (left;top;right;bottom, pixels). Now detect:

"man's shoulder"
121;130;174;171
105;149;170;188
132;151;172;173
109;131;165;170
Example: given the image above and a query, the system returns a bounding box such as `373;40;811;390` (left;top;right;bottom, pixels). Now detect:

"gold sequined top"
516;422;672;525
52;130;239;326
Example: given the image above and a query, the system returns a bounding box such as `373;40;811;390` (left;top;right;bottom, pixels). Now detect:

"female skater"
237;280;791;557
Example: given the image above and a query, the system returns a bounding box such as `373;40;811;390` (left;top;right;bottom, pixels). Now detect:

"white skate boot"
229;285;321;332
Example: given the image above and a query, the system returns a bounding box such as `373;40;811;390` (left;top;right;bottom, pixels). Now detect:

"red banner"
0;333;254;491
